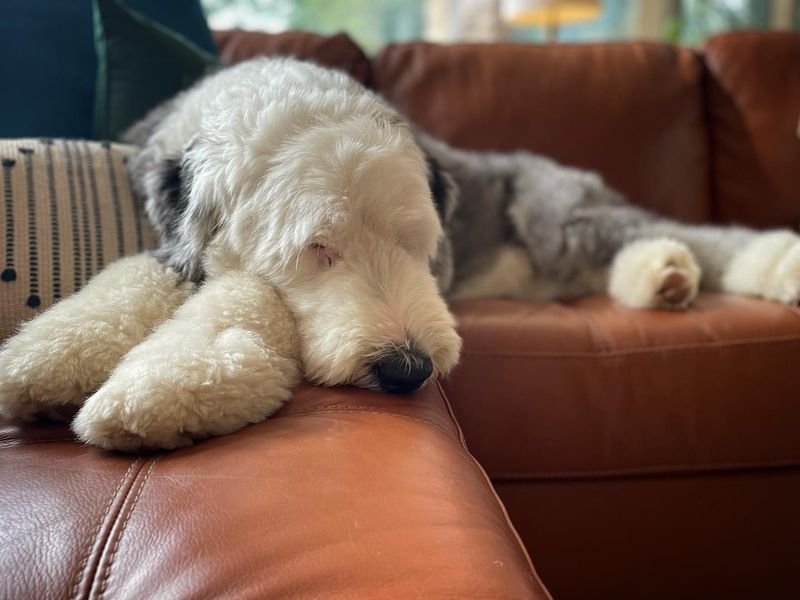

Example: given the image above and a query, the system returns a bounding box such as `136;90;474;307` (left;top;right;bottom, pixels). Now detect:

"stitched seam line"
459;336;800;359
435;381;553;598
0;437;76;448
96;458;159;600
71;459;143;600
279;405;458;441
490;458;800;483
437;380;469;450
577;304;615;352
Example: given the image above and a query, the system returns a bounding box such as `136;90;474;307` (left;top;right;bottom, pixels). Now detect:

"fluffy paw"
723;231;800;305
0;254;190;421
609;238;701;310
72;327;299;451
0;332;101;420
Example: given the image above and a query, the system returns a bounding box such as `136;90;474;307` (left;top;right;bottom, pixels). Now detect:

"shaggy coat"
2;56;798;451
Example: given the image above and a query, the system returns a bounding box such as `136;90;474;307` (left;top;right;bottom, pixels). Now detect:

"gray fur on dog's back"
417;132;762;301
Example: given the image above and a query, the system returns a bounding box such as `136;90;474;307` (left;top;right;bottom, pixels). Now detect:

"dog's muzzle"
372;346;433;394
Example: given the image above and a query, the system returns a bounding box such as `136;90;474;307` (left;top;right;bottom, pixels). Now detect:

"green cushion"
93;0;218;140
0;0;216;139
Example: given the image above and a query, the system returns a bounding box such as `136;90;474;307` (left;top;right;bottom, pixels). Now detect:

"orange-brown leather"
373;41;711;222
0;384;551;600
495;471;800;600
705;31;800;228
213;29;372;86
4;27;800;600
444;294;800;478
444;296;800;600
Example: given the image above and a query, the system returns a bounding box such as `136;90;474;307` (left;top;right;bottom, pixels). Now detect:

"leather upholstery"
445;294;800;476
213;29;372;86
3;26;800;600
373;41;710;222
444;292;800;599
705;31;800;228
0;384;550;600
496;470;800;600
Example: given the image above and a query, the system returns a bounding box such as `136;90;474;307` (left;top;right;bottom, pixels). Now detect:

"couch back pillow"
0;0;216;139
0;139;156;341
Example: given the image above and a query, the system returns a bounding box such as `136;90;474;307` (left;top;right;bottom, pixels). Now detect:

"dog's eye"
310;242;341;269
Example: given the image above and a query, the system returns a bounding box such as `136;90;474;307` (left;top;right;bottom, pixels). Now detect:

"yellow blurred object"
502;0;601;40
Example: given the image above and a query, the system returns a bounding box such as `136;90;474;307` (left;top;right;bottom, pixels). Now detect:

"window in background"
202;0;423;53
201;0;799;51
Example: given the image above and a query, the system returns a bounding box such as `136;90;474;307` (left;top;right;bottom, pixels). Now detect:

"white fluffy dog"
3;56;797;451
0;58;462;450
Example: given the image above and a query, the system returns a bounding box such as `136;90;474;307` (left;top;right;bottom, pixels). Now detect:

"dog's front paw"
0;332;100;420
72;327;300;451
724;231;800;305
609;238;701;310
72;386;194;452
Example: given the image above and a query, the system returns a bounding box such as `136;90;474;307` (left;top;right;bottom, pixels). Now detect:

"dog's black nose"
373;348;433;394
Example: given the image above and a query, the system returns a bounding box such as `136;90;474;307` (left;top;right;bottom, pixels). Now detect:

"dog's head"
143;112;461;393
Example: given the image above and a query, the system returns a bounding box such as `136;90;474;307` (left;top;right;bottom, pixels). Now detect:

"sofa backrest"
213;29;372;86
704;31;800;228
373;41;711;223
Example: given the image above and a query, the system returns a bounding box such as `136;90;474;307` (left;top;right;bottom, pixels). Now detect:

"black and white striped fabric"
0;139;157;340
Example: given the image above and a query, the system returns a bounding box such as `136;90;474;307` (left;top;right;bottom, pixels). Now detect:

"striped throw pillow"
0;139;157;341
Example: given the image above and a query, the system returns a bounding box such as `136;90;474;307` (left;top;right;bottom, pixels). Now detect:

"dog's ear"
129;144;217;283
155;153;219;283
425;153;458;226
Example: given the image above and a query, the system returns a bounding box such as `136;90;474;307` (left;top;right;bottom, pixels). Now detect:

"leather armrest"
0;383;550;599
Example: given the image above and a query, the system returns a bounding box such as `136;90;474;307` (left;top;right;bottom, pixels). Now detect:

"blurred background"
201;0;800;53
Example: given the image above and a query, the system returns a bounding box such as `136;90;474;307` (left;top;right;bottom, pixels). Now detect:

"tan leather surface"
443;294;800;477
705;31;800;228
496;470;800;600
213;29;372;86
374;41;710;221
0;384;550;600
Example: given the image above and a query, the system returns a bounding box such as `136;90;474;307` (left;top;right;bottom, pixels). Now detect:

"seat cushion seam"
279;406;459;441
70;458;144;600
96;457;160;600
490;458;800;482
459;336;800;359
0;437;76;449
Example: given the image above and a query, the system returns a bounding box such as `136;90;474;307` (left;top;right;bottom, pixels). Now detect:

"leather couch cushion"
0;384;550;599
213;29;372;86
705;31;800;228
443;294;800;478
497;470;800;600
374;41;710;222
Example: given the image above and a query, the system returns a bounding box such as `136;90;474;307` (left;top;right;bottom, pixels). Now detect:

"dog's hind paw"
724;231;800;305
609;238;701;310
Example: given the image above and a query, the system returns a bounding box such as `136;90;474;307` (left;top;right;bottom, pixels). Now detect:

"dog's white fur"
723;231;800;304
0;58;461;449
0;254;190;420
609;238;701;310
147;58;460;386
72;271;300;451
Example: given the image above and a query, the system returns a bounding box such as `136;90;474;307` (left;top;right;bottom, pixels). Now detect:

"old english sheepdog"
1;56;798;450
0;58;460;449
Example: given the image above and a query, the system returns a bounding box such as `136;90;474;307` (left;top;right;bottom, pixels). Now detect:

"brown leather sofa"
3;28;799;600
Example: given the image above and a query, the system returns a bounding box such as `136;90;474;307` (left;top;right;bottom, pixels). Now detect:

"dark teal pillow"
0;0;216;139
93;0;218;140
